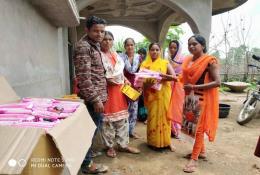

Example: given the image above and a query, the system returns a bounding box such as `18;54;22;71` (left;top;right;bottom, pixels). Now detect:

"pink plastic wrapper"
22;98;53;109
0;114;34;120
134;69;162;90
53;101;80;107
0;108;32;114
0;97;78;129
22;97;54;103
32;110;69;120
47;106;77;113
32;110;60;120
0;121;16;126
49;101;80;113
13;121;60;129
0;102;33;109
59;113;70;118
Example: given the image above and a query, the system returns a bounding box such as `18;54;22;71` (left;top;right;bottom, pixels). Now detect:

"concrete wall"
0;0;70;97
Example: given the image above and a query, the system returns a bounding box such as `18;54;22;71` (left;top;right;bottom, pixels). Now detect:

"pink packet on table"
53;100;80;107
22;97;54;103
0;121;17;126
0;114;34;121
32;110;60;120
0;108;32;114
0;102;33;109
48;106;78;113
22;98;53;109
59;113;70;119
13;121;60;129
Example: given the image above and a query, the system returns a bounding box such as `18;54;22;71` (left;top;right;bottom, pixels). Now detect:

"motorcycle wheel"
237;96;257;125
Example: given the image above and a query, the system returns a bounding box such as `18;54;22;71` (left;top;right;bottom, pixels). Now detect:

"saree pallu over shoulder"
182;55;218;85
182;54;219;142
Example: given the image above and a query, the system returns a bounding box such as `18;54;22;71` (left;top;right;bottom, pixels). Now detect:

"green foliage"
227;45;247;66
219;85;230;92
163;25;184;49
135;25;184;52
136;37;150;51
112;25;184;55
113;38;124;52
246;82;257;91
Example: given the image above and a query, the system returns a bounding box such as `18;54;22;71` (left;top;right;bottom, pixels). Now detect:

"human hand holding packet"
134;69;162;90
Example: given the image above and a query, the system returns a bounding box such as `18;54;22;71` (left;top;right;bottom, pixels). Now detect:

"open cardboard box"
0;76;96;175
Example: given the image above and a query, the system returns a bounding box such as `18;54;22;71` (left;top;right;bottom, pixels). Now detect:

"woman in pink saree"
167;40;185;139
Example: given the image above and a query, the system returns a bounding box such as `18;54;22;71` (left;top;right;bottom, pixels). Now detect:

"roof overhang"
29;0;80;27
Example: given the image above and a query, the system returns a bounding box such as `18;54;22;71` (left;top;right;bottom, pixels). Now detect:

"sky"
106;0;260;54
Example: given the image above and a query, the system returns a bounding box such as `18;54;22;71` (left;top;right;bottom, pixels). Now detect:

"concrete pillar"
77;0;212;47
58;28;70;94
158;0;212;46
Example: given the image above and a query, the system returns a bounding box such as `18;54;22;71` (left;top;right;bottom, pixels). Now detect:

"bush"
219;85;230;92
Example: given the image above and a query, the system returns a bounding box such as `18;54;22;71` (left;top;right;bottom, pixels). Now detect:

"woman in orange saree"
182;35;221;173
140;43;177;151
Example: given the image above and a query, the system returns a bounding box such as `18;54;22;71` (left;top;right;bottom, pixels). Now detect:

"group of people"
74;15;221;174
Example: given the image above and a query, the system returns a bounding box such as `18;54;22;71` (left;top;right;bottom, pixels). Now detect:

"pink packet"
59;113;70;119
0;108;32;114
0;121;16;126
47;106;77;113
22;97;54;103
13;121;59;129
32;110;60;120
0;102;33;109
151;83;162;91
0;114;33;119
53;101;80;108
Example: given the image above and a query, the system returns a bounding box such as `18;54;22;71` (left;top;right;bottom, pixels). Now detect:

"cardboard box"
0;76;96;175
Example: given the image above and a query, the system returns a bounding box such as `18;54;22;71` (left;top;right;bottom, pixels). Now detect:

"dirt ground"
79;92;260;175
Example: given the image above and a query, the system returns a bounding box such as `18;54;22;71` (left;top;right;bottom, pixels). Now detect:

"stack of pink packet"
0;98;80;130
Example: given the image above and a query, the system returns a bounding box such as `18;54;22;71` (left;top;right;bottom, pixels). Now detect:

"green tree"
135;25;184;52
136;37;150;51
163;25;184;49
113;38;124;52
114;25;184;54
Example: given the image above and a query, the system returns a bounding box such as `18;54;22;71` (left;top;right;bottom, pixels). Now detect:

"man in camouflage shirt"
74;16;108;174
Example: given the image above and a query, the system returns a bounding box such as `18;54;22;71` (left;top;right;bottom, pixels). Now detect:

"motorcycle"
237;55;260;125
